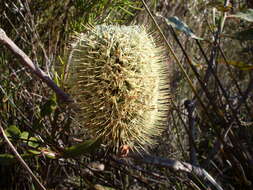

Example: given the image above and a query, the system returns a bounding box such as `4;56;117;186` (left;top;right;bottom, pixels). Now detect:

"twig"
0;126;47;190
203;0;230;82
130;154;223;190
0;28;73;103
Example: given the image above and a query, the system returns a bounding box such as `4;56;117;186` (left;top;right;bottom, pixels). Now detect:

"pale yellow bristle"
67;25;170;153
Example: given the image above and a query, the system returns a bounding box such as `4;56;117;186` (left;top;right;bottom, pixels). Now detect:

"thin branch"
0;126;47;190
0;28;73;103
130;154;223;190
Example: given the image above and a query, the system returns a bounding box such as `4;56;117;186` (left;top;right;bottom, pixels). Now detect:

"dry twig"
0;28;73;103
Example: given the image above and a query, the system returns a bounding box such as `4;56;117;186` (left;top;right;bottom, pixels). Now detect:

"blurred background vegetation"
1;0;253;189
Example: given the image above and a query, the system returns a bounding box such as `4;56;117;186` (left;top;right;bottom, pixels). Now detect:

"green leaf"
218;59;253;70
158;15;204;40
62;138;101;158
28;148;57;159
5;125;21;139
53;71;60;87
40;148;57;159
28;137;40;148
234;28;253;41
27;149;41;155
229;9;253;22
58;56;67;81
20;131;29;140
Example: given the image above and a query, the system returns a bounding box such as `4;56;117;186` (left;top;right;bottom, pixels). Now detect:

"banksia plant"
67;25;170;154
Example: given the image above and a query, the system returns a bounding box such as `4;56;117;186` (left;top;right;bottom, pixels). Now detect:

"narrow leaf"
62;138;101;158
28;137;40;148
27;149;41;155
158;15;203;40
229;9;253;22
219;59;253;70
40;148;57;159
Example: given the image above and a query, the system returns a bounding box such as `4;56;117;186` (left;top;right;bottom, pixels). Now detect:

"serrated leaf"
229;9;253;22
159;15;204;40
5;125;21;138
234;28;253;41
28;137;40;148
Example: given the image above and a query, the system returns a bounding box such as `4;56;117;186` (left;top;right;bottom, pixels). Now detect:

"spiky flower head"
67;25;170;153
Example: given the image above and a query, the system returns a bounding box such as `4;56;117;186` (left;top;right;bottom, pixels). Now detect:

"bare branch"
0;28;73;103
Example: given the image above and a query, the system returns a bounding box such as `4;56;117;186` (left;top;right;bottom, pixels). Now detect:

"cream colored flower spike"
67;25;170;154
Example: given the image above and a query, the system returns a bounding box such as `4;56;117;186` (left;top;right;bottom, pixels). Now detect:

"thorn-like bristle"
67;25;170;153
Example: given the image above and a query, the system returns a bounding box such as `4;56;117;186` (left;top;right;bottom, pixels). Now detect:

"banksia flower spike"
67;25;170;154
